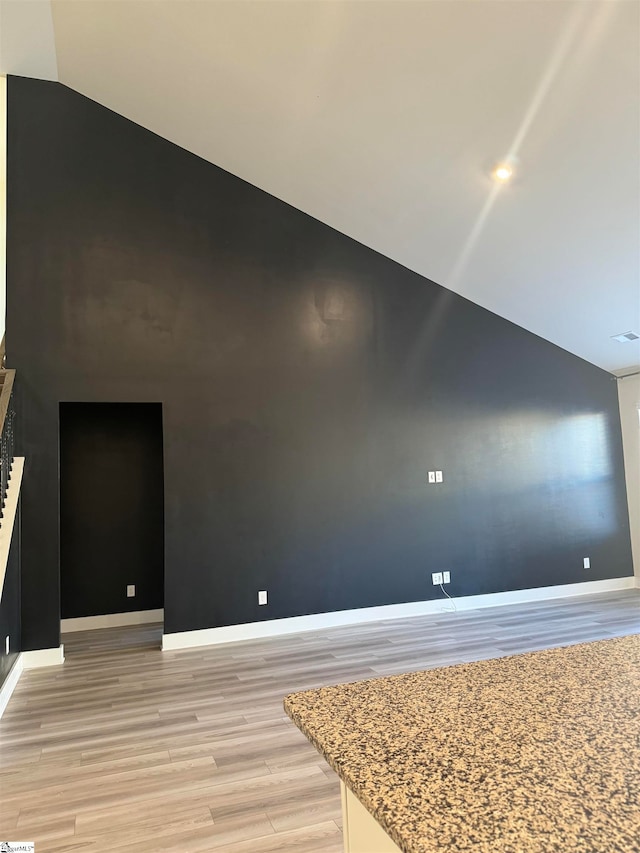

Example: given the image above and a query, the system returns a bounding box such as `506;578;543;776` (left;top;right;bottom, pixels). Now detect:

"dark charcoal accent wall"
60;403;164;619
7;76;633;650
0;504;21;687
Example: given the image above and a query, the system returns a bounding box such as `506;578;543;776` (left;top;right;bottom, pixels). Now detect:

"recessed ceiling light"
492;163;513;183
611;331;639;343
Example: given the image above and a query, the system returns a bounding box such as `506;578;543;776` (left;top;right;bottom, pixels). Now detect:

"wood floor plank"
1;589;638;852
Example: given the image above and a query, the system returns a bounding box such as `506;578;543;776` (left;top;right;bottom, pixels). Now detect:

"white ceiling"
0;0;57;81
2;0;639;372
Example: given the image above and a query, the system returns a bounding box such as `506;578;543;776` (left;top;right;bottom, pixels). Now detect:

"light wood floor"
1;589;639;852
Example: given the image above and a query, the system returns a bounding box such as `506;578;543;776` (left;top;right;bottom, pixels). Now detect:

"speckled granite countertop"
284;634;640;853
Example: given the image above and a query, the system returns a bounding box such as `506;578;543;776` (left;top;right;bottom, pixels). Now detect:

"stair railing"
0;368;16;523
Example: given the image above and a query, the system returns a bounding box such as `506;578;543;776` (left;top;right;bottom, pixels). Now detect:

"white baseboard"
21;645;65;668
0;644;64;718
162;576;636;651
61;609;164;633
0;655;24;719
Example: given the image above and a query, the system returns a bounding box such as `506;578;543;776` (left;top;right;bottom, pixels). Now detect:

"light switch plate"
258;590;268;605
435;470;443;483
428;471;436;483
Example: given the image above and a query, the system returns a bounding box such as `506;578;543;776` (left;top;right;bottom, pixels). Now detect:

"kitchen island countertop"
284;633;640;853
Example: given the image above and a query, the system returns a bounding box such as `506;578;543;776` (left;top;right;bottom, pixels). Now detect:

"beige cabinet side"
340;780;403;853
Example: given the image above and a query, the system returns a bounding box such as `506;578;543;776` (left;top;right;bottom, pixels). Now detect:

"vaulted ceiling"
1;0;638;372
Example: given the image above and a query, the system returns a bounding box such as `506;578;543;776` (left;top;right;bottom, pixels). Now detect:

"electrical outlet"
435;470;443;483
443;571;451;584
428;471;436;483
583;557;590;569
127;584;136;597
432;572;443;585
5;635;9;655
258;590;268;605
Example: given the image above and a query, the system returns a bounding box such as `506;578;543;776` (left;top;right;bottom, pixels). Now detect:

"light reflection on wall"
471;409;616;539
493;411;610;484
300;276;370;349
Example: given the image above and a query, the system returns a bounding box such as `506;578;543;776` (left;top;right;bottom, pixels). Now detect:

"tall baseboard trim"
162;576;636;651
21;645;65;668
0;655;23;719
0;645;64;718
61;609;164;633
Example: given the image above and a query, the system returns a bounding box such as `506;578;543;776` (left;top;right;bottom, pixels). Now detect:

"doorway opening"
59;403;164;646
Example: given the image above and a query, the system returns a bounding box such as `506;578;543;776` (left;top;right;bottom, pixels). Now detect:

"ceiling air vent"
611;331;640;343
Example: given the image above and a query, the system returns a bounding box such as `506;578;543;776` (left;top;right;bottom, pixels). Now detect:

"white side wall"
618;374;640;578
0;74;5;342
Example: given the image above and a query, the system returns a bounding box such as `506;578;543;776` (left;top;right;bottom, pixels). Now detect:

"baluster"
7;403;14;477
0;383;15;525
0;425;5;518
